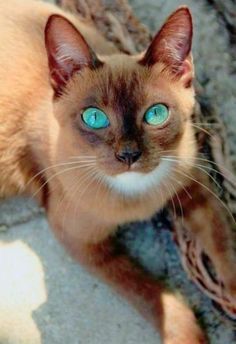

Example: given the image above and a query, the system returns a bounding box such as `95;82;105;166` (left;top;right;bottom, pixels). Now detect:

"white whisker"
173;167;236;225
71;169;99;230
26;161;88;188
162;153;236;184
162;180;177;220
161;157;223;191
32;163;96;199
168;178;184;224
169;175;192;200
191;123;213;137
62;166;97;230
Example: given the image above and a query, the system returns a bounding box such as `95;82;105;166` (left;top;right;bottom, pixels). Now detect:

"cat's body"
0;0;195;237
0;0;192;221
0;1;235;343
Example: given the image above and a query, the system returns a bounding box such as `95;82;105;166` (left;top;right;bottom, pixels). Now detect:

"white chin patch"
105;160;172;197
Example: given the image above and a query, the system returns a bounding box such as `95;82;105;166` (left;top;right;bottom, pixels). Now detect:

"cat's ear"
140;7;194;86
45;15;102;96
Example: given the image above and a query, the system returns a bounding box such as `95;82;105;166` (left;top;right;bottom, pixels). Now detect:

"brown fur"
0;1;235;343
173;170;236;297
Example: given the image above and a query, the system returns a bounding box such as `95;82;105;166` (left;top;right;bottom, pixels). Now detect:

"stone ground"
0;0;236;343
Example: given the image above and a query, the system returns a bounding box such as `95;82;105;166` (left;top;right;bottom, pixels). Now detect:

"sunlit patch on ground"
0;241;46;344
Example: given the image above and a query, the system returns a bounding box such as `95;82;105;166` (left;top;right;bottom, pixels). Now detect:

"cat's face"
45;8;196;196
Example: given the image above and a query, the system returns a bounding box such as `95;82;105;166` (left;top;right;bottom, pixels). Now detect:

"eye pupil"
144;104;169;126
91;111;96;125
82;107;109;129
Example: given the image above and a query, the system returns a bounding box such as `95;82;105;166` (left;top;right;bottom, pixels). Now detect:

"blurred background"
131;0;236;157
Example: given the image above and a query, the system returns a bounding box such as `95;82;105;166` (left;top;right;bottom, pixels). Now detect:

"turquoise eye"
144;104;169;126
82;107;109;129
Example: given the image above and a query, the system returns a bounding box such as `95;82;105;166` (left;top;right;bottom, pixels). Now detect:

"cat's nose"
115;150;142;166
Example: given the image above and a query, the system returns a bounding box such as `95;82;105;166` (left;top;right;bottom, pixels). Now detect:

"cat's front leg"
174;172;236;299
51;222;206;344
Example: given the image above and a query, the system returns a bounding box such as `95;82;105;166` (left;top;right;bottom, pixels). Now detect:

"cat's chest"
47;163;183;232
47;187;162;244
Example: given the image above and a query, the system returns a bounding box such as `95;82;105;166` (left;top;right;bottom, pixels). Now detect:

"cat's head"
44;8;196;197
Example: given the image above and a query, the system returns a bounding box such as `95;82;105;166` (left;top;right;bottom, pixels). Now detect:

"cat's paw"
163;320;206;344
164;330;206;344
157;294;207;344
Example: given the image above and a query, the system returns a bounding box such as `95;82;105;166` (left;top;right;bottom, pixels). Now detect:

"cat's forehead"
69;53;188;119
89;55;149;114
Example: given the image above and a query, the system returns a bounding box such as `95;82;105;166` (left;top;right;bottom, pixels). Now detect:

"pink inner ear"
181;59;194;88
181;59;192;75
141;7;193;76
45;15;101;96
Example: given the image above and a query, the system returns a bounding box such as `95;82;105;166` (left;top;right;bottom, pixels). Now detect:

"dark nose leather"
115;150;142;166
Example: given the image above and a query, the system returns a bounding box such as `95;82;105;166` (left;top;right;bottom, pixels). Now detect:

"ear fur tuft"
140;7;193;78
45;15;102;96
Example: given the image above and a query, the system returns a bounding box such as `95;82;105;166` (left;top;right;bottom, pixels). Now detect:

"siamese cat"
0;0;235;342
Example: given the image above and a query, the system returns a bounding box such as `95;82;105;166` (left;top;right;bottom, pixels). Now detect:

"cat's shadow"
0;197;160;344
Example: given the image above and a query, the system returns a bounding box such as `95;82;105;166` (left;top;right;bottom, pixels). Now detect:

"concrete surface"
1;0;236;343
0;206;159;344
